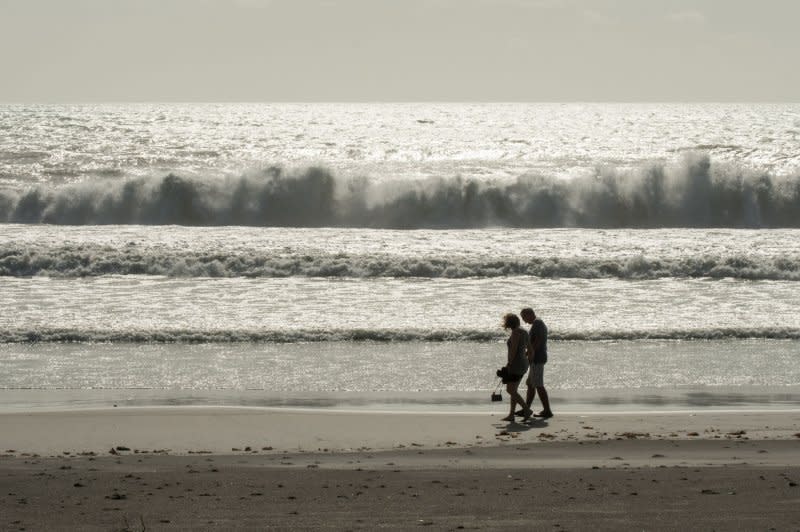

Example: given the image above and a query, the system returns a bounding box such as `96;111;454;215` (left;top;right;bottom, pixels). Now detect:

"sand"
2;408;800;530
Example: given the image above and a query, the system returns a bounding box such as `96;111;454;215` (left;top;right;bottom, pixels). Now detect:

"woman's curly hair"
502;313;520;329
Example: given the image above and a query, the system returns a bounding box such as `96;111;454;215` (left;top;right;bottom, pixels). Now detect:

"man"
520;307;553;419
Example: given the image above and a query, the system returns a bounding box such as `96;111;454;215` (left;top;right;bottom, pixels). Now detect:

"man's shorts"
527;363;545;388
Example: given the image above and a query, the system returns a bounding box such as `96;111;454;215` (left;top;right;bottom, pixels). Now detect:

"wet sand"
2;408;800;530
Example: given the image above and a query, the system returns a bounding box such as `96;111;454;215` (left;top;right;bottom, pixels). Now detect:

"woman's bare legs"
502;381;529;421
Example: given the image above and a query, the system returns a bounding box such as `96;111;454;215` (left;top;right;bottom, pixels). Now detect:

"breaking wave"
2;327;799;343
1;244;799;280
1;154;799;228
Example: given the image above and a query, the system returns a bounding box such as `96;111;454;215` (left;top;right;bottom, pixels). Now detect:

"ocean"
1;102;799;412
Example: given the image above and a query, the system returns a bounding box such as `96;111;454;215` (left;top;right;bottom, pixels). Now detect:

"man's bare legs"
524;385;553;418
535;386;553;417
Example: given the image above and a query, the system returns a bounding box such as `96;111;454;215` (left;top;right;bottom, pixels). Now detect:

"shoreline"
2;407;799;456
2;383;799;414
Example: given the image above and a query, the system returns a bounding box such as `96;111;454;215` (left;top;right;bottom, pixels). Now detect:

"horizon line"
2;100;799;105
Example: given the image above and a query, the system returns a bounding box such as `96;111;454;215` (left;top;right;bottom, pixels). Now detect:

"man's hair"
521;307;535;318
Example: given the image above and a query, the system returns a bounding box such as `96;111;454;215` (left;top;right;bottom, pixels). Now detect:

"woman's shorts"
503;373;524;384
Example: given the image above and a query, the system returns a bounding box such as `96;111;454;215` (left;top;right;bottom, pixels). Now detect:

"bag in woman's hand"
491;377;503;401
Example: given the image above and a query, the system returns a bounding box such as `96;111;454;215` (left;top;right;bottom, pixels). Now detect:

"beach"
2;408;799;530
2;103;800;530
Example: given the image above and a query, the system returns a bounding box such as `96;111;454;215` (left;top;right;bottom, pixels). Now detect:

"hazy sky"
1;0;798;102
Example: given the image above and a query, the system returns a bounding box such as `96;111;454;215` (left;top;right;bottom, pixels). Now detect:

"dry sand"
2;408;800;530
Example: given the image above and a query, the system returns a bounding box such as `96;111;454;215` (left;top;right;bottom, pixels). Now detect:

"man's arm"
531;335;543;354
531;322;544;356
525;332;534;363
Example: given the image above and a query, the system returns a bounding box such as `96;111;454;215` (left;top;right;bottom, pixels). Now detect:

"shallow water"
2;340;798;392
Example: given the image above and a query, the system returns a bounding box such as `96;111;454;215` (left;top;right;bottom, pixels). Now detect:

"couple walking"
500;308;553;422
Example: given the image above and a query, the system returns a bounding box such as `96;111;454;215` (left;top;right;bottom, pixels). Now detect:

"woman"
500;313;532;422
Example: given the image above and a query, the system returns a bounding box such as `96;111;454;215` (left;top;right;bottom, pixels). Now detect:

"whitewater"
1;102;799;411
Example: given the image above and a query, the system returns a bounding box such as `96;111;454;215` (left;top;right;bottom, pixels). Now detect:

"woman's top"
507;328;530;377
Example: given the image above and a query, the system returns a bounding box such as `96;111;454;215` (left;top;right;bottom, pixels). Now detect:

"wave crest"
2;327;798;343
2;154;799;228
1;244;798;280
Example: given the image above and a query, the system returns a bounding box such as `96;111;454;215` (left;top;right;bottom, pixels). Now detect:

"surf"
2;154;799;228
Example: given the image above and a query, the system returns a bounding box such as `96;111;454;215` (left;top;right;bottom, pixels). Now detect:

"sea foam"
1;243;798;280
3;326;800;344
